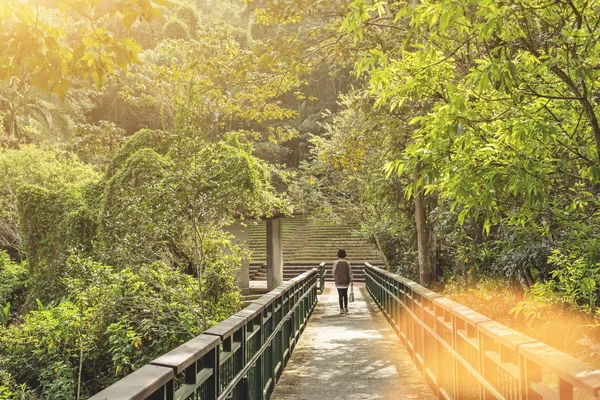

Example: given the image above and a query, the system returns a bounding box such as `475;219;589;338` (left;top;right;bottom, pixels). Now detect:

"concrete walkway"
271;283;437;400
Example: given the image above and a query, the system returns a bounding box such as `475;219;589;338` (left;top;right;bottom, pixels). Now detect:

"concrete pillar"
226;219;250;295
266;216;283;290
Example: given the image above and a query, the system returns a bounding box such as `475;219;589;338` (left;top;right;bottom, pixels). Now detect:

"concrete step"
248;288;269;295
244;216;385;266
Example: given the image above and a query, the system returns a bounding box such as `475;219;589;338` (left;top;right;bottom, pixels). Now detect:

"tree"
0;81;74;144
67;121;126;168
339;0;600;291
0;145;99;256
0;0;167;97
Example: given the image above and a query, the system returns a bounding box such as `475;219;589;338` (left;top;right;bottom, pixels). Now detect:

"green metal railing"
318;262;325;293
364;263;600;400
89;269;319;400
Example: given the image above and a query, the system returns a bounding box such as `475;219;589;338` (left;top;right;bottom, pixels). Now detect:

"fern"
0;302;10;327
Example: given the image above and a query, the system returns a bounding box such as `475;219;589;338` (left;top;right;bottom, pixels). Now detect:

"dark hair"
337;249;346;258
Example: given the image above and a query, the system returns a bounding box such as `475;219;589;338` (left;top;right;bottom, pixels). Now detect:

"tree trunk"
371;228;390;269
414;165;437;285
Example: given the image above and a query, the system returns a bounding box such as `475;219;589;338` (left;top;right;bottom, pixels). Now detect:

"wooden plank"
530;381;559;400
173;368;212;400
410;283;443;300
219;342;242;366
485;350;520;379
432;296;462;312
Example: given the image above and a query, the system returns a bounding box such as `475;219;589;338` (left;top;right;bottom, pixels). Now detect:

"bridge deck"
271;283;436;400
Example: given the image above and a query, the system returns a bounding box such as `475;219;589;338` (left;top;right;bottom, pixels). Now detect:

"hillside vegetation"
3;0;600;397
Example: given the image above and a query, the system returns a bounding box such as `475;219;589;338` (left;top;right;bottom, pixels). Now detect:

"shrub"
0;145;99;254
16;185;98;305
527;250;600;311
99;148;176;267
0;257;206;397
105;129;172;178
163;18;189;40
69;121;126;168
0;252;27;311
175;4;200;35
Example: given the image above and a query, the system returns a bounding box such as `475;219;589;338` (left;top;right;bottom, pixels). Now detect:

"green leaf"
122;13;137;30
36;298;45;311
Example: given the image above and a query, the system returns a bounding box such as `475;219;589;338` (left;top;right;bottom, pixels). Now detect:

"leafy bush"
0;252;27;311
68;121;126;168
527;250;600;311
0;257;208;397
105;129;172;178
175;4;200;35
16;185;98;304
0;369;28;400
0;145;99;253
163;18;189;40
99;148;176;267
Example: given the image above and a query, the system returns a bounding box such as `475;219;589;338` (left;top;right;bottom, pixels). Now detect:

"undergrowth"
441;276;600;368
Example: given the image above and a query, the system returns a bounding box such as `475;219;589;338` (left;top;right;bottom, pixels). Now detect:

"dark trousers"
337;288;348;309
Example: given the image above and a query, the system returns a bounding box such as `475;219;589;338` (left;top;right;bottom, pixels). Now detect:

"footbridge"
89;265;600;400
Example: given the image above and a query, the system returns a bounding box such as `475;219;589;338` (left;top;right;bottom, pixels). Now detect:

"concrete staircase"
247;217;385;282
249;264;267;280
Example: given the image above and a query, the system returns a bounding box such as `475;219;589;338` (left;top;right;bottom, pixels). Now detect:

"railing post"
318;262;325;293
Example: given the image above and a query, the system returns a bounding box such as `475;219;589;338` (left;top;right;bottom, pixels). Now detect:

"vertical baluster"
234;326;245;399
521;355;543;400
204;347;219;400
559;378;573;400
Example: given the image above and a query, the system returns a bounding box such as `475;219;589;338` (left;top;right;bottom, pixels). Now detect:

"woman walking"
332;249;353;314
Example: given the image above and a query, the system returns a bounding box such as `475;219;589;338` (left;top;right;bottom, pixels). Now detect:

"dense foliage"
0;0;297;397
260;0;600;306
4;0;600;396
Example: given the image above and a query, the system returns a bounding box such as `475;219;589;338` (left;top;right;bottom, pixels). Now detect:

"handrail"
318;262;325;293
364;264;600;400
89;268;319;400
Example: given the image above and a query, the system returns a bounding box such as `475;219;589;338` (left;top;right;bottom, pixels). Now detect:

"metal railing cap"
288;268;318;282
478;320;536;350
255;293;277;306
381;270;397;279
234;302;264;320
432;296;463;311
519;341;600;395
270;283;292;293
289;270;316;284
451;305;491;325
150;334;220;374
410;283;443;299
365;263;384;272
203;316;247;340
88;364;174;400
